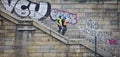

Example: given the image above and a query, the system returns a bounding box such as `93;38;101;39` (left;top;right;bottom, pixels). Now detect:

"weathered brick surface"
0;17;101;57
0;17;16;57
0;0;120;57
35;0;119;56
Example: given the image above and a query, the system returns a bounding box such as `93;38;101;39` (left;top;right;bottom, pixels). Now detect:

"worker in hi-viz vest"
62;16;67;35
57;16;62;33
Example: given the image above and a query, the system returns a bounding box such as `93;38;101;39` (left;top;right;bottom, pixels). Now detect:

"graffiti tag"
79;18;113;39
108;39;118;45
1;0;51;19
50;9;77;25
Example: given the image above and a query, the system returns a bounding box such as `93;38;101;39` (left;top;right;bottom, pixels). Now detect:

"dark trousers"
58;25;62;33
62;27;67;35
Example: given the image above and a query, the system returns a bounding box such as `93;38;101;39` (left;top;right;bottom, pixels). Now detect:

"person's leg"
58;25;62;33
62;27;67;35
61;28;64;35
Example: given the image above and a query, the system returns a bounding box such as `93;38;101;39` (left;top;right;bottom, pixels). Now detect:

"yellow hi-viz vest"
57;18;62;25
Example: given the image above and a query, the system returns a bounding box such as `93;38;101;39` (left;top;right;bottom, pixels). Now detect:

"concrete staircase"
39;17;112;57
0;5;112;57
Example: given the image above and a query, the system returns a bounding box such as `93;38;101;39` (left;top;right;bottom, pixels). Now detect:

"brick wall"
0;0;120;57
0;16;102;57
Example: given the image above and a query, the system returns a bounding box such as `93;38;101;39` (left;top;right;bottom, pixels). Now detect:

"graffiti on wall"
108;39;118;45
1;0;51;20
78;17;120;46
79;17;113;40
108;36;120;46
50;9;77;25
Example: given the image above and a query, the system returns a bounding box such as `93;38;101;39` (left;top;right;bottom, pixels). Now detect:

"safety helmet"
63;16;66;19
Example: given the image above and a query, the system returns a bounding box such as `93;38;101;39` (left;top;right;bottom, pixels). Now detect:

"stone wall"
33;0;120;56
0;0;120;57
0;16;102;57
0;16;16;57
